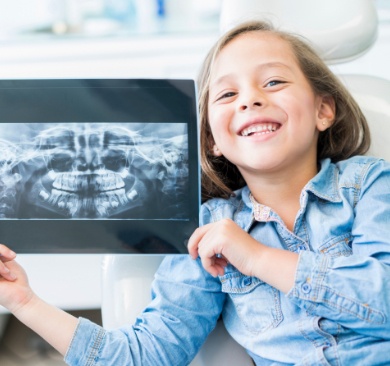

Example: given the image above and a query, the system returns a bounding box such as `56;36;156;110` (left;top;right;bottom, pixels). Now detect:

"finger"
0;261;17;281
187;224;211;259
213;257;228;276
0;244;16;262
200;255;226;277
215;256;228;269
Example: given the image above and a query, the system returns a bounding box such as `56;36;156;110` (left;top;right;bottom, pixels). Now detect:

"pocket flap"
220;272;263;294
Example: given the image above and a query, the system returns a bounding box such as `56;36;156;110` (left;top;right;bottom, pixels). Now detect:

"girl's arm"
2;246;224;365
0;247;78;356
189;159;390;340
285;160;390;340
188;212;390;340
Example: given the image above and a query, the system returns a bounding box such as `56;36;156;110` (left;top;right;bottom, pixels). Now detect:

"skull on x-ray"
0;123;188;219
23;124;147;218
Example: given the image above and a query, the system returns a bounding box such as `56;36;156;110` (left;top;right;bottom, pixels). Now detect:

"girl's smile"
239;122;281;137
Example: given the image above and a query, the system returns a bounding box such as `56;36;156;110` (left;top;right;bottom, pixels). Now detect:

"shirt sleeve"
64;254;225;366
287;159;390;339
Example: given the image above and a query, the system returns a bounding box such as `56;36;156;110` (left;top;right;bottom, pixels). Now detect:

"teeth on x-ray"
126;189;138;201
51;172;126;192
0;123;189;219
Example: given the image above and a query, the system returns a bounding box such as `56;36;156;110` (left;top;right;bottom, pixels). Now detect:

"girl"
1;20;390;365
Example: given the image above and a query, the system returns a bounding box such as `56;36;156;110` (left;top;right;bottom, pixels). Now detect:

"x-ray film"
0;79;199;253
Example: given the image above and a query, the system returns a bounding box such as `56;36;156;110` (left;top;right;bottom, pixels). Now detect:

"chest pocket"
318;233;352;257
220;268;283;334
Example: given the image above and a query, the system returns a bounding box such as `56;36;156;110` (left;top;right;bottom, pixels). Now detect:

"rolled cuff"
64;317;106;366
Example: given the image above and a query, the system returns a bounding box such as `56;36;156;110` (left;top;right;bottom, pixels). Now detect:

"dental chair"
101;1;390;364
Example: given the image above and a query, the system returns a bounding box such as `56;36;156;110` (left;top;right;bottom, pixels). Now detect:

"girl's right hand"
1;244;78;357
0;244;17;280
0;244;34;314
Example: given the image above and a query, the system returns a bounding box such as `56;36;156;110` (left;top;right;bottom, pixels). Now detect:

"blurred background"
0;0;222;80
0;0;389;81
0;0;389;365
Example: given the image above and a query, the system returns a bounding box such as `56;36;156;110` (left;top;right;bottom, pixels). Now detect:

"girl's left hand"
188;219;262;277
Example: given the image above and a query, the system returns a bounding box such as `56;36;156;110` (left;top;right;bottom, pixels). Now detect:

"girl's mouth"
240;122;281;136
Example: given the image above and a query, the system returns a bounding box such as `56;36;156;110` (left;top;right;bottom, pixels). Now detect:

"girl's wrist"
251;246;298;293
11;290;38;320
248;242;267;278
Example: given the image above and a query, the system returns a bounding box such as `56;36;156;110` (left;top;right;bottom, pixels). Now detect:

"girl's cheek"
209;106;226;126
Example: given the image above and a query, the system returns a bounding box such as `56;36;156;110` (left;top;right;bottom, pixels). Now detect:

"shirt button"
243;277;252;286
301;283;312;294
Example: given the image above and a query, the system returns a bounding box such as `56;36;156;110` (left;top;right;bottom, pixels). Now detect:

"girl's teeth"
241;124;278;136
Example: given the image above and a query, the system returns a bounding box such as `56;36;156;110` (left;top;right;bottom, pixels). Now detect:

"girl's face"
207;32;334;184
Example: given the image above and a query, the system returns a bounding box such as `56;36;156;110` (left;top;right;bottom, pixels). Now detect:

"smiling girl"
1;20;390;365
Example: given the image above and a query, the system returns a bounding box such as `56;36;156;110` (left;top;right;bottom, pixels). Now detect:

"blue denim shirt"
65;156;390;365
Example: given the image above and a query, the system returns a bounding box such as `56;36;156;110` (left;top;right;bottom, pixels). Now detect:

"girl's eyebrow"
209;61;294;90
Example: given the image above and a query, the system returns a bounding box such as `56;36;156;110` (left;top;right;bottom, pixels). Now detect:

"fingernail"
10;251;16;257
8;272;17;280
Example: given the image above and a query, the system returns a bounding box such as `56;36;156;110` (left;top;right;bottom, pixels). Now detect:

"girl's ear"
317;95;336;131
207;134;223;157
212;144;223;157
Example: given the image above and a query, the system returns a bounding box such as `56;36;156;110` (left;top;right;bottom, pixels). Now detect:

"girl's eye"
216;91;236;101
265;80;285;87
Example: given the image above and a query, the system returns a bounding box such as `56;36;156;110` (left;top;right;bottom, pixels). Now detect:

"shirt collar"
304;158;342;203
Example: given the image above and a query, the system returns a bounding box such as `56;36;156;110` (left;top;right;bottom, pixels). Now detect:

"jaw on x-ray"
0;122;188;220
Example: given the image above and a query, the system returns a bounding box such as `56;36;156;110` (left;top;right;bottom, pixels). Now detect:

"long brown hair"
198;20;370;201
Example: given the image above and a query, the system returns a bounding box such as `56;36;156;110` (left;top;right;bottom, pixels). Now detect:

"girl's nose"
239;101;262;111
238;89;266;111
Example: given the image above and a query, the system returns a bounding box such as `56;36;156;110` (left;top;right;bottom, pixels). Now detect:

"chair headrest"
220;0;378;64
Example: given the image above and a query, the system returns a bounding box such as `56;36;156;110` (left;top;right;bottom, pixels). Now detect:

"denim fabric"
65;156;390;365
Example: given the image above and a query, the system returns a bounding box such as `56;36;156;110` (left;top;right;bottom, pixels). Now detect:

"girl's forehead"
219;32;293;61
210;32;298;80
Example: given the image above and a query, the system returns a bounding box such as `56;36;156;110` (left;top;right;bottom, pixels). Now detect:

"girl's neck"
245;162;318;231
